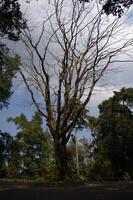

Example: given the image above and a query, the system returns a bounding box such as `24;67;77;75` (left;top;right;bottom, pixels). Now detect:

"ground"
0;182;133;200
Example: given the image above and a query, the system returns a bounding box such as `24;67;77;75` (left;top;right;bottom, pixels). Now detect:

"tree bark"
54;138;69;180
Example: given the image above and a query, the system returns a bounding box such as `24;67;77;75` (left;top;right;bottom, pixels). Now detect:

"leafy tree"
0;130;22;178
0;0;24;41
0;0;24;110
0;131;14;178
90;88;133;180
101;0;133;17
6;138;21;178
80;0;133;17
0;47;20;109
8;112;54;178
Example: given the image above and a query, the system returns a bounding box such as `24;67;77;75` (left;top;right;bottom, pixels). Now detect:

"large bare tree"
19;0;133;179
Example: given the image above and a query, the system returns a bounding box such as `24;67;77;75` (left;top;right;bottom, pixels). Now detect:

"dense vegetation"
0;88;133;181
88;88;133;181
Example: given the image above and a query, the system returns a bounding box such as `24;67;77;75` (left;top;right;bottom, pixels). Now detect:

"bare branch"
19;0;133;147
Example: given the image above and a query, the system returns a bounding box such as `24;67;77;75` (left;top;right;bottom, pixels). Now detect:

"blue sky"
0;83;34;135
0;86;92;139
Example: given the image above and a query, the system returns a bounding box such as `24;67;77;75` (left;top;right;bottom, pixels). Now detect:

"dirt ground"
0;182;133;200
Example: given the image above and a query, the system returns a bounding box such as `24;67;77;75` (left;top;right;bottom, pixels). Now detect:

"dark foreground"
0;182;133;200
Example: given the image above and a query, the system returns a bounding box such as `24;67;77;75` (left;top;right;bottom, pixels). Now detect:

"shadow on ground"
0;182;133;200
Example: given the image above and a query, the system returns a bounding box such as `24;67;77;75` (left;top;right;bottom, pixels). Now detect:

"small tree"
19;0;133;179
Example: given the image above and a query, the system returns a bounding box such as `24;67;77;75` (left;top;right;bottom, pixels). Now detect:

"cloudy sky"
1;0;133;137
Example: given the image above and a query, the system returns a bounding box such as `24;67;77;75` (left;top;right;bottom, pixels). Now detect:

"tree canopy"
1;89;133;180
89;88;133;180
80;0;133;17
0;0;24;41
0;0;24;110
8;112;54;178
0;46;20;109
102;0;133;17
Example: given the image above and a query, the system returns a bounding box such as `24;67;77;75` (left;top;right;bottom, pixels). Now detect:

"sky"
1;0;133;138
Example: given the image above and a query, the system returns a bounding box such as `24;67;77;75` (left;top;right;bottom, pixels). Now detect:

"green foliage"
80;0;133;18
0;44;20;109
0;0;25;41
0;131;14;178
6;112;55;179
55;87;133;181
90;88;133;180
0;0;24;110
1;88;133;181
88;156;112;181
67;136;92;178
6;139;20;178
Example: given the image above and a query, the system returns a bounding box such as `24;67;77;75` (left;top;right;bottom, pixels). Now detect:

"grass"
0;177;87;188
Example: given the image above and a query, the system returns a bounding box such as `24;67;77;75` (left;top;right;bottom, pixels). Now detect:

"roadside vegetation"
1;88;133;182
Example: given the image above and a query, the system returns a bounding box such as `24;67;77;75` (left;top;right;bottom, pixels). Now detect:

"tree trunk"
54;139;69;180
